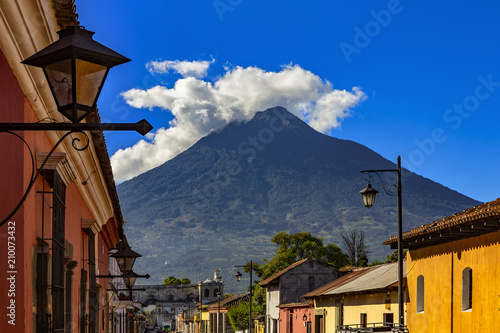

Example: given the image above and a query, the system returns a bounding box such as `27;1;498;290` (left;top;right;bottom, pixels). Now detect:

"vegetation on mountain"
117;107;481;291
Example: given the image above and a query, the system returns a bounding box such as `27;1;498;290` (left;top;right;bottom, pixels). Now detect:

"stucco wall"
341;292;401;326
280;261;338;304
267;286;281;319
0;47;29;333
279;306;314;333
313;291;403;333
407;230;500;333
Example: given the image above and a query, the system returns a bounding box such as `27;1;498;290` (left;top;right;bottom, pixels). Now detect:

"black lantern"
359;183;379;208
22;26;130;123
235;270;242;282
122;271;139;289
111;245;141;273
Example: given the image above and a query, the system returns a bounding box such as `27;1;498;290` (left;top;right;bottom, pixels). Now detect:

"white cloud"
146;59;214;78
111;63;366;182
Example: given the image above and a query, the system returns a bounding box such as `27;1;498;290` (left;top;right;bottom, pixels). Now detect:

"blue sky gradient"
76;0;500;203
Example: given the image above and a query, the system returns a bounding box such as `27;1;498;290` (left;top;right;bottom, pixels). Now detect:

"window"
80;269;88;333
360;313;367;328
36;241;50;333
462;267;472;311
214;288;219;297
308;277;315;292
383;313;394;326
52;172;67;332
416;275;424;313
205;288;210;297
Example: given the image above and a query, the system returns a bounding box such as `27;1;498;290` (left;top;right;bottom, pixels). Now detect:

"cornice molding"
36;151;77;186
82;219;101;235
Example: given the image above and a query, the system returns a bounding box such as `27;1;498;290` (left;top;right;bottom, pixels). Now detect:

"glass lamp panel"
45;59;73;107
123;257;136;272
124;275;137;289
115;257;137;273
114;257;125;272
75;59;107;107
362;193;376;208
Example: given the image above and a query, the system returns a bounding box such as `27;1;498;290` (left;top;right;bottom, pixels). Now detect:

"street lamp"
22;26;130;123
0;26;153;227
101;242;150;299
235;261;253;333
192;297;198;333
358;183;379;208
359;156;404;327
111;244;142;273
216;291;222;333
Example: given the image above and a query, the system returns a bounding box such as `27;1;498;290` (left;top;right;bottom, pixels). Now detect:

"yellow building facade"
313;291;403;333
384;198;500;333
304;262;406;333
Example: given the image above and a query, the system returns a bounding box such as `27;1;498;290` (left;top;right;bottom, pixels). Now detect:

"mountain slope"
117;107;480;291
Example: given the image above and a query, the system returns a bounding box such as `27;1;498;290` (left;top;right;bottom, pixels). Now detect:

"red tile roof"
206;293;249;309
383;198;500;246
278;301;313;308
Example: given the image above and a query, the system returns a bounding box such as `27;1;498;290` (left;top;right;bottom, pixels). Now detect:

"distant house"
206;292;249;333
278;302;314;333
258;258;339;333
383;198;500;333
133;270;224;332
303;262;406;333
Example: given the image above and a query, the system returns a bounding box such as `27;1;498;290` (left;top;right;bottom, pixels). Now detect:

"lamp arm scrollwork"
363;171;398;196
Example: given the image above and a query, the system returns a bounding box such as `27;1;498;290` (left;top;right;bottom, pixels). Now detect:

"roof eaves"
52;0;79;29
383;198;500;247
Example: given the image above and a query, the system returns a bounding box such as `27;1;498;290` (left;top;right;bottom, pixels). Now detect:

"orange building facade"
278;303;314;333
0;1;127;333
384;198;500;333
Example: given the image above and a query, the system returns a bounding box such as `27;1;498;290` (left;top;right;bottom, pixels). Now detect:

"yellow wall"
342;292;402;326
254;319;265;333
314;292;403;333
314;298;336;333
407;230;500;333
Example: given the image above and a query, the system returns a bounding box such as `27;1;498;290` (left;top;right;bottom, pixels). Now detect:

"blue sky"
76;0;500;203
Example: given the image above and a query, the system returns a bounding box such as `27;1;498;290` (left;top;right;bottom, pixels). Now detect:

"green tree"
227;302;250;331
385;249;407;263
233;231;349;329
163;276;191;285
163;276;181;285
369;249;408;266
257;231;349;279
252;285;266;315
